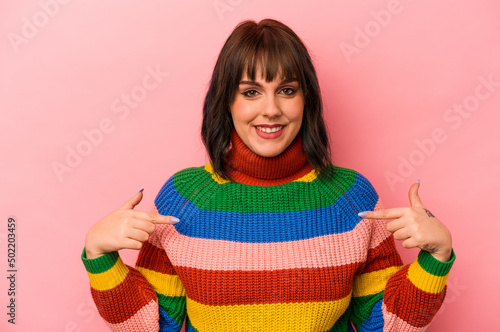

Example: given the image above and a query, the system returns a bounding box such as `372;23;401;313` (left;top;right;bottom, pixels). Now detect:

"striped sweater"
82;131;455;331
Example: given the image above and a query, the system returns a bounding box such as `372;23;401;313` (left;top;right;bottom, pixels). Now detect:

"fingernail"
138;188;144;194
417;179;420;184
170;217;180;223
358;212;368;218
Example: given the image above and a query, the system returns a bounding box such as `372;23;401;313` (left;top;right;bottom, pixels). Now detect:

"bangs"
237;29;303;84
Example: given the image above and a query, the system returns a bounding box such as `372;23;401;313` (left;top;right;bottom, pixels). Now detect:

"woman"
82;19;454;331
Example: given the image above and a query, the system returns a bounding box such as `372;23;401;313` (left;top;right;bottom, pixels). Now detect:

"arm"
82;224;187;331
382;247;455;330
81;181;186;331
351;186;455;331
134;229;187;330
81;249;160;331
350;200;455;331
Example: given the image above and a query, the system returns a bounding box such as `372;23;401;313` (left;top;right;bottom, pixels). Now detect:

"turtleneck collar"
224;129;313;186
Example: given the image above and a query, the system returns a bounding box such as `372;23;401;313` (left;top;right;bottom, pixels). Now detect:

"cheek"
231;99;256;124
287;99;304;123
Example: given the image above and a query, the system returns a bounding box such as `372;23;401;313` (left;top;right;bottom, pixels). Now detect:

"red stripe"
136;240;177;275
91;268;157;324
176;263;358;306
383;265;445;327
361;236;403;274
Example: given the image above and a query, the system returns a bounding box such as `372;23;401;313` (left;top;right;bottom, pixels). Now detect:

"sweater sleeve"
81;248;160;331
81;235;187;331
81;175;188;331
349;200;456;331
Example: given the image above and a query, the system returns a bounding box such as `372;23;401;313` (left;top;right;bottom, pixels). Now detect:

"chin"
257;150;281;158
250;144;285;158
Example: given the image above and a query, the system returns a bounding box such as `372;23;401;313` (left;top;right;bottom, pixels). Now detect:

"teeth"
256;126;283;133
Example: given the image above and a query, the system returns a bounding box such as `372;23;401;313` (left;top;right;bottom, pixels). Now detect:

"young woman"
82;19;454;331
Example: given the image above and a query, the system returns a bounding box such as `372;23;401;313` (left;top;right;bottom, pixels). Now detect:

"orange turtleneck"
224;129;313;186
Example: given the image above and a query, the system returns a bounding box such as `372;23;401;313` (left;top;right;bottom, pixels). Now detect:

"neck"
224;130;313;186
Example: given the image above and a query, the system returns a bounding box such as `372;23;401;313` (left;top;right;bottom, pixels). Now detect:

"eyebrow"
238;78;299;87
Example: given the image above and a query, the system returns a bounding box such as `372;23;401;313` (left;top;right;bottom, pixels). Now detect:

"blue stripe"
158;306;182;332
185;316;198;332
185;325;198;332
155;172;378;243
359;299;384;331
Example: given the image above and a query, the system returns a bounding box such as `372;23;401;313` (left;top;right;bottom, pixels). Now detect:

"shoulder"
172;164;212;183
156;164;211;193
320;164;375;190
319;164;379;210
153;164;211;211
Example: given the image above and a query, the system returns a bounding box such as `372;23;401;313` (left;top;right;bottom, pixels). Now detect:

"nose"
263;94;282;120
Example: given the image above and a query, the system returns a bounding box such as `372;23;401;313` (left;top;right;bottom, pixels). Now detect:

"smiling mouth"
255;125;284;133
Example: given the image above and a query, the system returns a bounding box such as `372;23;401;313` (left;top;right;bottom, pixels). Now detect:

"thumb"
409;181;424;208
121;189;144;210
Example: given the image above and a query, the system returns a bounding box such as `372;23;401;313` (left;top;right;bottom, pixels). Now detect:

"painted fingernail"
358;212;368;218
417;179;420;184
170;217;180;223
138;188;144;194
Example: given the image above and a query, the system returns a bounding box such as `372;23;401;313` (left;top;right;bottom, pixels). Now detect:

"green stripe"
81;248;119;274
157;293;186;327
417;249;456;277
174;165;358;213
349;292;383;331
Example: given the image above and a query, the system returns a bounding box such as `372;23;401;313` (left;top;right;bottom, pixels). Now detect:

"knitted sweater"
82;131;455;331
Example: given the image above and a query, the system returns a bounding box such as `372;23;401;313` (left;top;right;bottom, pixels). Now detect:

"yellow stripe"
407;261;449;294
293;169;319;183
353;266;402;297
205;162;319;184
137;267;186;297
204;163;230;184
186;294;351;331
87;258;129;291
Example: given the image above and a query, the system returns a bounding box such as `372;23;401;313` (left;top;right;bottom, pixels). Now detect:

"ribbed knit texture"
82;132;455;332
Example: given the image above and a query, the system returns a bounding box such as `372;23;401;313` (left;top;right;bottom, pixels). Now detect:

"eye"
242;89;259;98
281;87;297;96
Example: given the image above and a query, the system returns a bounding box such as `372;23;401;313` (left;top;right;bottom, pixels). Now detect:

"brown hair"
201;18;331;179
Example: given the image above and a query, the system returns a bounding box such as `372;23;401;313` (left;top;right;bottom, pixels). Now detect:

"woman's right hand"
84;189;179;259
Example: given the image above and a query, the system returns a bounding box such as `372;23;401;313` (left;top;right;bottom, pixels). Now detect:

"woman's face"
230;67;304;157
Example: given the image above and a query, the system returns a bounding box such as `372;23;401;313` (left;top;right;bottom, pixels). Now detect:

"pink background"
1;0;499;330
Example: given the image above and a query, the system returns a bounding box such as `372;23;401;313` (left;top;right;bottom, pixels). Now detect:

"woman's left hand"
358;181;453;262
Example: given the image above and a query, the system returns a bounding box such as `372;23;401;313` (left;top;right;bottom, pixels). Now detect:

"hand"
358;181;452;262
84;190;179;259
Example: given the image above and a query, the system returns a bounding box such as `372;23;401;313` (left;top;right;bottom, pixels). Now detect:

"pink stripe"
364;199;394;250
150;200;392;271
106;300;159;332
382;302;429;332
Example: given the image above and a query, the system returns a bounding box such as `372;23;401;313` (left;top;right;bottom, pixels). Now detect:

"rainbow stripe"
82;164;455;331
